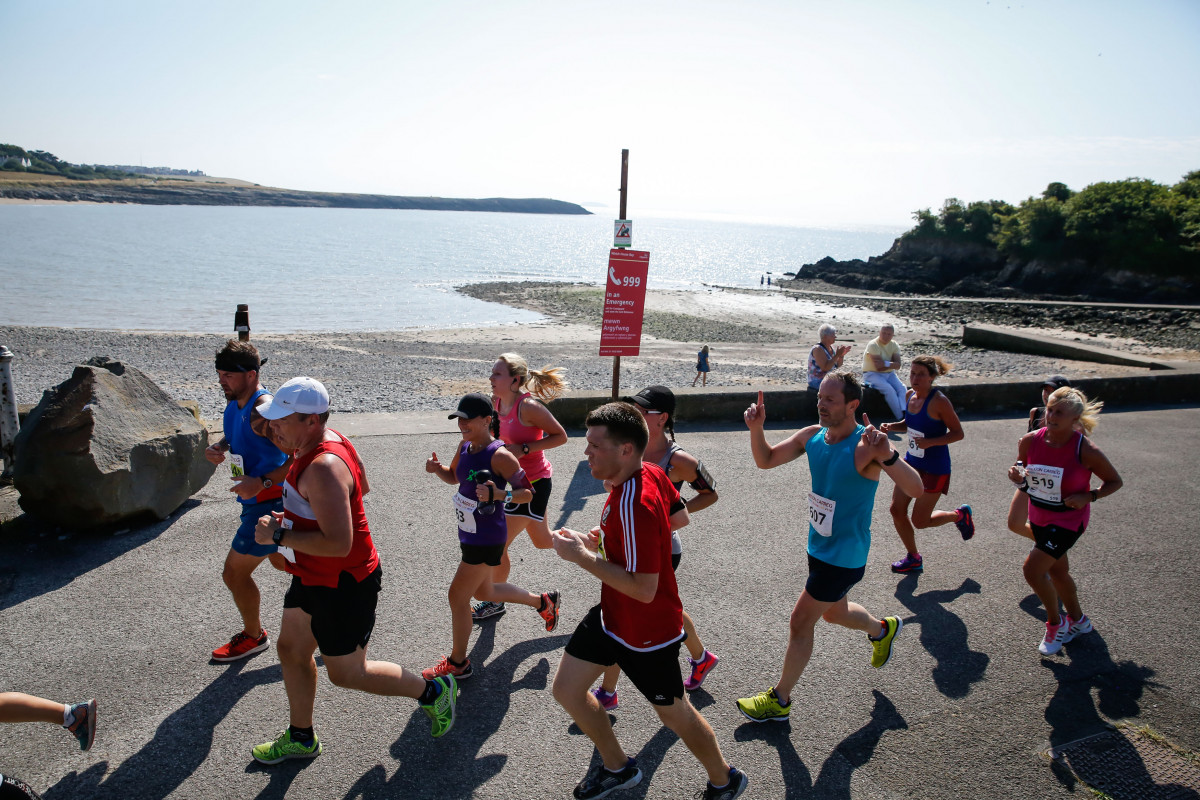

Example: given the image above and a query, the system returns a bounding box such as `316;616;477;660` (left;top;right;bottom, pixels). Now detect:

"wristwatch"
522;443;530;455
272;526;285;546
1090;489;1099;502
262;477;274;489
882;449;900;467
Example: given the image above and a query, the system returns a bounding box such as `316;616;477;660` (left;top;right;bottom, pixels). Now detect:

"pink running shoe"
684;650;720;692
590;686;618;711
1038;620;1067;655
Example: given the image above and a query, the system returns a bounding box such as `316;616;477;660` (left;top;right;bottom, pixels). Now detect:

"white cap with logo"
257;376;330;420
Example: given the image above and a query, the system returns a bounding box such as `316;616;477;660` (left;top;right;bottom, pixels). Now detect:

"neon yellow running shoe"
870;617;903;668
252;729;321;765
735;687;790;722
422;675;459;738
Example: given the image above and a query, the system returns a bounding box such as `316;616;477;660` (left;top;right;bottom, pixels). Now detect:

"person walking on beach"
424;393;560;681
862;324;906;420
203;340;293;663
250;377;458;762
693;345;711;387
551;403;748;800
471;354;568;622
1006;387;1121;655
879;356;974;574
0;693;97;800
588;386;721;712
736;373;923;723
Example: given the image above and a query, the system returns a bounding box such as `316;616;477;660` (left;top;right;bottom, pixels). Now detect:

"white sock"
61;704;73;728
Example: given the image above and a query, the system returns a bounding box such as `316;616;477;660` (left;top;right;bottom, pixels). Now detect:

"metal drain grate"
1050;727;1200;799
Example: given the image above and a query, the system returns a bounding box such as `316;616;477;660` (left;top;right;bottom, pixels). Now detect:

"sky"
2;0;1198;227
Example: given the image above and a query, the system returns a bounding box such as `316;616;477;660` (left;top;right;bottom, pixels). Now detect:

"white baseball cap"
257;377;330;420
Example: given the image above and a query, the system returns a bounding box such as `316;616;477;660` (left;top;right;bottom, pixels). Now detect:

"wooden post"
235;304;250;341
612;149;629;399
0;346;18;482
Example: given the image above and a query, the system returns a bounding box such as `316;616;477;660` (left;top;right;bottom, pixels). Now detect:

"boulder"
12;357;215;529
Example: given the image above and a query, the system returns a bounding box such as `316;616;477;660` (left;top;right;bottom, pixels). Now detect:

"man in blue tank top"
735;370;925;723
203;340;293;663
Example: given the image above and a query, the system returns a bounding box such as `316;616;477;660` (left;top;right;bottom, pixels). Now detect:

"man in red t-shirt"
551;403;748;800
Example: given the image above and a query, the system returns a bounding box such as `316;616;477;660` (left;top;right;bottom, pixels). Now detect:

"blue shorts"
231;498;283;558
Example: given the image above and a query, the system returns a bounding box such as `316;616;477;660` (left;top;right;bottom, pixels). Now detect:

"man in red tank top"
246;377;459;765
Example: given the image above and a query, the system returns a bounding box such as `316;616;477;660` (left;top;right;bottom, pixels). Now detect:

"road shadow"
0;498;203;612
894;574;989;698
734;689;907;799
42;659;283;800
552;458;603;530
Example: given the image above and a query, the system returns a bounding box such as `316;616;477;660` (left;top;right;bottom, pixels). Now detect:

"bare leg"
222;549;267;635
323;648;425;699
889;485;918;554
652;696;731;786
1049;554;1082;620
448;561;493;663
495;515;554;585
683;610;705;661
553;653;627;771
1023;549;1062;626
0;693;66;725
909;491;959;530
775;590;833;704
599;663;621;693
1007;490;1034;539
276;607;320;728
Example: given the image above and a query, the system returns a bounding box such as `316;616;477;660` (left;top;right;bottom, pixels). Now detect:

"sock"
770;688;790;708
870;620;889;641
538;595;547;612
61;704;73;728
288;725;314;744
449;656;467;669
419;679;443;705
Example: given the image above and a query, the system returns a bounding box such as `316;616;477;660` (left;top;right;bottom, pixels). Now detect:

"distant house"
0;155;32;168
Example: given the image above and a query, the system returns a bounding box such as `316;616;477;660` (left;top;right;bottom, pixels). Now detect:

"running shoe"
698;766;749;799
573;757;642;799
539;590;561;632
870;617;903;668
472;600;506;621
954;504;975;541
1039;620;1067;655
735;688;789;723
684;650;720;692
251;729;321;764
212;629;269;662
421;675;459;738
422;655;473;681
65;699;97;751
890;553;923;574
591;686;619;711
1062;614;1094;644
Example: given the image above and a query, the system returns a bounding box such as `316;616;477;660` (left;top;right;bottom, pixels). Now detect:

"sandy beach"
4;282;1192;423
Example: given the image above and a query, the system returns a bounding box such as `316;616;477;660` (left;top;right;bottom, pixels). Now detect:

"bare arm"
1065;439;1123;509
744;389;815;469
484;447;534;505
511;398;568;455
425;448;460;485
921;394;964;448
255;454;356;557
668;450;718;514
857;414;923;498
551;528;660;603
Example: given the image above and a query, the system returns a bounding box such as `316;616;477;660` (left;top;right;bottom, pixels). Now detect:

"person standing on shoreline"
204;340;293;663
693;345;711;387
551;402;748;800
471;354;568;622
250;377;458;762
879;356;975;575
736;374;923;724
862;324;906;420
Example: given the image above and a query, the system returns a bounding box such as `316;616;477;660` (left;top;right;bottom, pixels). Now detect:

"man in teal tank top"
736;370;925;723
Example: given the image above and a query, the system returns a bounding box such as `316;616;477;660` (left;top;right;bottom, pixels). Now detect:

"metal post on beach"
611;149;629;399
0;346;19;483
235;304;250;341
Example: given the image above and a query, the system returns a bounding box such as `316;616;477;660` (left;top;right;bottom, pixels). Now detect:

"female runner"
880;356;974;574
423;393;560;680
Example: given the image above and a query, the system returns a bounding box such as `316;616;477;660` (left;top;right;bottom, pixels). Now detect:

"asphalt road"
2;405;1198;799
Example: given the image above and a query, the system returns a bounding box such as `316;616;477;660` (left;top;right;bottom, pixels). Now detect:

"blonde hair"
910;355;952;380
497;353;568;401
1047;386;1103;435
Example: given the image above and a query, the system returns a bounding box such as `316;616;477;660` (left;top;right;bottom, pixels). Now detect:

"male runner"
250;377;457;762
736;371;924;723
551;402;748;799
204;340;292;662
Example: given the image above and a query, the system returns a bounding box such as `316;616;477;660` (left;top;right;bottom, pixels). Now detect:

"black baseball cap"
1042;375;1071;390
448;392;494;420
628;385;676;415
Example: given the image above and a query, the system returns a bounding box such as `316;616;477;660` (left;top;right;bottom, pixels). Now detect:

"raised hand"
425;451;441;473
744;390;766;430
860;413;892;460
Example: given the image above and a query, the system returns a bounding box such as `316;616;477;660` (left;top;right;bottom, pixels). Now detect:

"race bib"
1026;464;1064;504
277;517;296;563
229;453;245;477
453;491;478;534
906;428;926;458
808;492;836;537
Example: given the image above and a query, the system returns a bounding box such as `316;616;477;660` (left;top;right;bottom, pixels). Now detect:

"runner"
736;373;924;723
1006;387;1122;655
1006;375;1072;537
250;377;458;762
551;402;748;799
471;354;568;622
589;385;720;712
424;392;561;681
879;355;974;574
203;340;292;662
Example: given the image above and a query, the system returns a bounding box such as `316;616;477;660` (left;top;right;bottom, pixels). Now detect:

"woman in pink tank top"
1006;387;1122;657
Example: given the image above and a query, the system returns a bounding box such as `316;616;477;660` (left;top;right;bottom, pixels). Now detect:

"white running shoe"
1039;620;1067;655
1062;614;1094;644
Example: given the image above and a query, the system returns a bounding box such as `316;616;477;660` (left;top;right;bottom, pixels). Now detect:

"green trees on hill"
0;144;136;180
905;172;1200;276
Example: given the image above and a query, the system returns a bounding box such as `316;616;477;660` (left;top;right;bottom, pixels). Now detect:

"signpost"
599;249;650;357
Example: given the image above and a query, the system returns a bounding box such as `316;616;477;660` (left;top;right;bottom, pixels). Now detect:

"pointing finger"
757;390;764;406
862;413;872;429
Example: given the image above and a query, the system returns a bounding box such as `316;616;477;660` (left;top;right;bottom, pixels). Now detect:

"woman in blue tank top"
879;356;974;574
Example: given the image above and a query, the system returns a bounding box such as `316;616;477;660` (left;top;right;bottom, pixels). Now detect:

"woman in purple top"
423;393;560;681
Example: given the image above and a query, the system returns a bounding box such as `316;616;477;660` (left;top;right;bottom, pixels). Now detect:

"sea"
0;204;903;333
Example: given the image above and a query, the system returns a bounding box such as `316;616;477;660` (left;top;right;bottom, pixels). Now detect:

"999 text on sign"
599;249;650;357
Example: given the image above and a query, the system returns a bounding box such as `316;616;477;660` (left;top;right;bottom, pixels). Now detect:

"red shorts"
917;469;950;495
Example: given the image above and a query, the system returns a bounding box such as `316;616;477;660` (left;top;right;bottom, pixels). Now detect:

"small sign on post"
614;220;632;248
599;249;650;357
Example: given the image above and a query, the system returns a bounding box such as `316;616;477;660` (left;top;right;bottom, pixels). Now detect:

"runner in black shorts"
566;605;685;707
804;554;866;603
282;566;383;657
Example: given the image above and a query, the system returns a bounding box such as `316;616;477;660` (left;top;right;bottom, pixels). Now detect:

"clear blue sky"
3;0;1198;226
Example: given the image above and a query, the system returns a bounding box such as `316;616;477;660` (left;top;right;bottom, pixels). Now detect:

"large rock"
12;357;215;528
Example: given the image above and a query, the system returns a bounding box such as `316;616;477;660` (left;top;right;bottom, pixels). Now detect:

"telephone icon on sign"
609;266;620;284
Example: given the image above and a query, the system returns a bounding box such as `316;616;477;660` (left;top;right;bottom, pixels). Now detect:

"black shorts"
284;566;382;657
671;552;681;571
804;554;865;603
1031;522;1086;559
565;604;684;706
460;542;505;566
503;476;553;522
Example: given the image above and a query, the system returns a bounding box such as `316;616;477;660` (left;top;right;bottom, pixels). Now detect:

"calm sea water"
0;205;902;332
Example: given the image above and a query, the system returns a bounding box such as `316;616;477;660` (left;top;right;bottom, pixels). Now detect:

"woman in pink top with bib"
471;353;569;621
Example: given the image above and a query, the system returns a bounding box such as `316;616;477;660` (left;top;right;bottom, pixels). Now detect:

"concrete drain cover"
1050;727;1200;799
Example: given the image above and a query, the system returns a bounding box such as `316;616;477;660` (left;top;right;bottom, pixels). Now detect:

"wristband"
522;443;530;455
1090;489;1098;502
506;490;513;503
272;527;285;546
882;449;900;467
